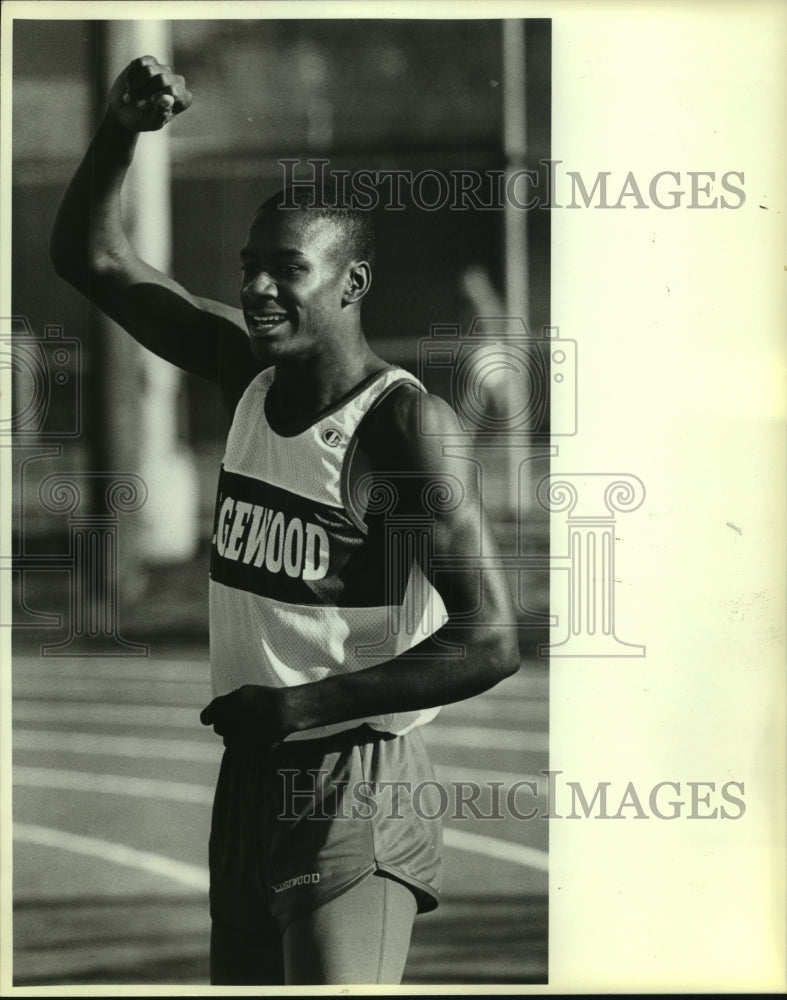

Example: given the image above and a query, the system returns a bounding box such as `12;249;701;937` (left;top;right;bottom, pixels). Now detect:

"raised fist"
108;55;192;132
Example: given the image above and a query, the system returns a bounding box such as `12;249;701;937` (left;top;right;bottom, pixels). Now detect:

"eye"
279;264;301;277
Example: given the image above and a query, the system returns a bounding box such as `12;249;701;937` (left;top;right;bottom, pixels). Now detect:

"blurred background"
9;15;551;987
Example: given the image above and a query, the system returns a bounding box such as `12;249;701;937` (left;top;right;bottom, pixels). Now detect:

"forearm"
50;111;138;286
283;624;519;736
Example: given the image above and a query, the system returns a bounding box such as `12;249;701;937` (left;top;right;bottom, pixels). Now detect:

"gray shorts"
209;724;442;932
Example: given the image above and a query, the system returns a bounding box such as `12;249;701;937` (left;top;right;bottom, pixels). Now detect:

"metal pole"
103;20;199;564
503;19;530;328
502;20;532;519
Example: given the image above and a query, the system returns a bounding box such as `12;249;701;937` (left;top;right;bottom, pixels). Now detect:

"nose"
241;270;278;300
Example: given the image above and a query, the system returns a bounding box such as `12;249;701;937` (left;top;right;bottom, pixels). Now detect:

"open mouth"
246;312;289;334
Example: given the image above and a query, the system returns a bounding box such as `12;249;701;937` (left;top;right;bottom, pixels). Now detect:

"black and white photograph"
1;0;784;994
5;6;551;989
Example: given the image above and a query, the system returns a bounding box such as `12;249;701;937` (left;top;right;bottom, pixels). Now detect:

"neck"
270;342;389;427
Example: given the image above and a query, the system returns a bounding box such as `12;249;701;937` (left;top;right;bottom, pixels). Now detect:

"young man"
50;56;520;985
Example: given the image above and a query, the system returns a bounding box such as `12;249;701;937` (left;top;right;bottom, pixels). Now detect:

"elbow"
50;234;111;293
496;631;521;680
49;230;80;286
50;212;100;287
50;197;79;282
49;232;67;278
475;626;520;685
50;208;71;276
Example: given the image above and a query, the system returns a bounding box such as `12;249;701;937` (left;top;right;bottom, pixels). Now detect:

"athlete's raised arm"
201;385;521;744
50;55;260;413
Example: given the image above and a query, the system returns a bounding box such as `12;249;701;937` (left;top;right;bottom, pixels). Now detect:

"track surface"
12;650;548;986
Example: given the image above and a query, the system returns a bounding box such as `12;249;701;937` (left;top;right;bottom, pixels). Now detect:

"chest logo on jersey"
322;428;343;447
213;495;329;581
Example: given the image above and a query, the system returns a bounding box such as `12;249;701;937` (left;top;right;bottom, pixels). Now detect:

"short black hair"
257;184;376;267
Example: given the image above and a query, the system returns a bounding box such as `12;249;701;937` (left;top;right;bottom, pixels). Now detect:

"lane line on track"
14;769;548;870
434;764;547;794
443;830;548;871
14;729;222;762
423;724;548;752
14;767;213;805
14;732;548;791
15;823;547;889
14;824;209;891
13;659;546;694
14;727;549;792
14;763;549;801
13;713;548;751
13;702;203;728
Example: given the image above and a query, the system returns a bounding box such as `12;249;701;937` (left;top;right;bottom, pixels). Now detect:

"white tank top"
209;365;446;741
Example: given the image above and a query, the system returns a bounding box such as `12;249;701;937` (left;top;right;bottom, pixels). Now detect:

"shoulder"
193;297;266;415
224;363;273;421
358;380;461;471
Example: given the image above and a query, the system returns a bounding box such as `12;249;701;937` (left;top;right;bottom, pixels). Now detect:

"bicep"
88;251;261;409
426;461;514;629
375;389;516;628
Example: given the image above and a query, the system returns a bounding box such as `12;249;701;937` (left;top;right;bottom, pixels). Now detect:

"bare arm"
50;55;260;412
201;386;520;743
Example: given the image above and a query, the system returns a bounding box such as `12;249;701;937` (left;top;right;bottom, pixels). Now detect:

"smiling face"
240;208;363;365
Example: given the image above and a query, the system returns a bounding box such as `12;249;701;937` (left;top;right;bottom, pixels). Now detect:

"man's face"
239;209;350;363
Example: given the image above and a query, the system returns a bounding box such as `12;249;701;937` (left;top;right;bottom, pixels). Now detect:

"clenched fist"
108;55;192;132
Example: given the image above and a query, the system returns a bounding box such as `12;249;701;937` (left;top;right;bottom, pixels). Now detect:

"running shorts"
209;724;442;932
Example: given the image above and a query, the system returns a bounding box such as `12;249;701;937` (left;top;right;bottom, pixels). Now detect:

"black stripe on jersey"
210;467;408;607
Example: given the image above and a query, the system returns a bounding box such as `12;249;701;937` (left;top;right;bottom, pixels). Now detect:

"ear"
342;261;372;305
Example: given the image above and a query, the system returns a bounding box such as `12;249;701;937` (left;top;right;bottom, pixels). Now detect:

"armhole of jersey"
220;366;274;464
340;374;425;535
221;360;272;421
